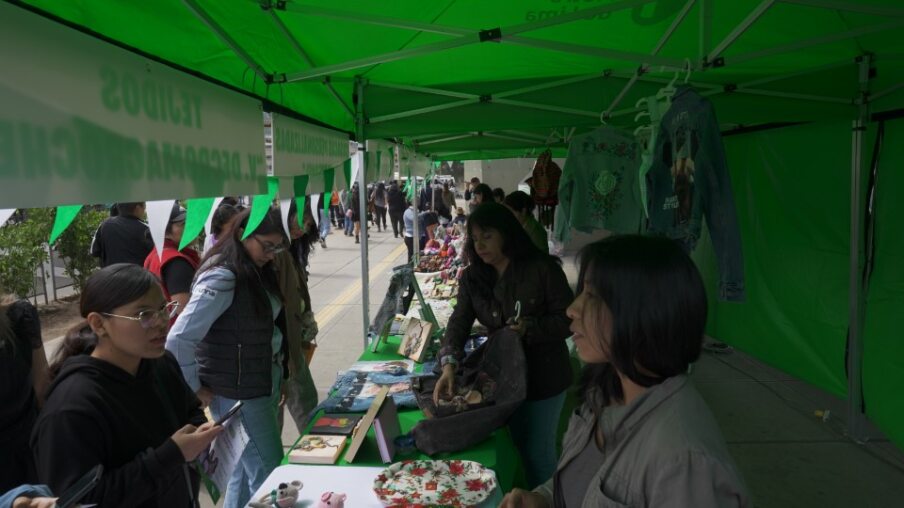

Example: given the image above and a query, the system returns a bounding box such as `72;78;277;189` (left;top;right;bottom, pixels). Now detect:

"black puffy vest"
197;268;281;400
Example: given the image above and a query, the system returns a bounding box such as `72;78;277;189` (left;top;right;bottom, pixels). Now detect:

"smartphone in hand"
56;464;103;508
214;400;243;426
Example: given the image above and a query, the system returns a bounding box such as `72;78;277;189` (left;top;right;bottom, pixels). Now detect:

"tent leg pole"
847;54;871;443
355;77;371;349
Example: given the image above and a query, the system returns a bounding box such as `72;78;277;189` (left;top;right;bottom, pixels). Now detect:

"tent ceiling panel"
17;0;904;158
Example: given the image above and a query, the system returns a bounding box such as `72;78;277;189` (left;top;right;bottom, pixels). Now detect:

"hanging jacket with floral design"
555;126;644;243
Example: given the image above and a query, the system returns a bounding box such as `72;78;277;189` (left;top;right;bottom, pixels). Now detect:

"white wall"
477;157;567;195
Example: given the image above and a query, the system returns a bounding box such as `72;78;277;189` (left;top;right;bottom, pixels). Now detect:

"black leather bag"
411;329;527;455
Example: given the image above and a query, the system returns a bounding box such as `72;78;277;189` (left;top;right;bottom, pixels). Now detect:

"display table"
250;464;503;507
282;334;521;496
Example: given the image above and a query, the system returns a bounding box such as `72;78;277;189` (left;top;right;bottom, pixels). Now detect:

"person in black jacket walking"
90;202;155;267
31;264;221;508
434;202;573;489
387;181;406;238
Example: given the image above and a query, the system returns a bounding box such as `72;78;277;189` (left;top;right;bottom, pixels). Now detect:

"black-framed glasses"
102;301;180;329
252;235;287;255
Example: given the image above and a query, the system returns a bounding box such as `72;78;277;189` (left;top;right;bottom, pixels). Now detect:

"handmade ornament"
248;480;303;508
316;491;347;507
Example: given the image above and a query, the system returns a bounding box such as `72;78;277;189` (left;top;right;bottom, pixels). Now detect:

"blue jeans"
344;212;354;235
319;210;330;239
508;391;567;489
209;364;283;508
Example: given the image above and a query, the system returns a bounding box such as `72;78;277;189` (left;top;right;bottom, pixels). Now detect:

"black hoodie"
31;351;206;507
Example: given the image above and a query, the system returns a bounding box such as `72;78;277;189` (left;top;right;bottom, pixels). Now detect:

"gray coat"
535;375;749;507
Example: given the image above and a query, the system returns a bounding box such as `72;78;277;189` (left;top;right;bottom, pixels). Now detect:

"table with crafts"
249;333;518;507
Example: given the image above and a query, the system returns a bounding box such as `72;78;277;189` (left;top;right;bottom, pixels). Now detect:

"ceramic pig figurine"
316;491;347;508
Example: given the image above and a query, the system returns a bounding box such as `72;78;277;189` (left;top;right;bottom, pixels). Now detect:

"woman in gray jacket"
167;208;288;508
502;235;749;508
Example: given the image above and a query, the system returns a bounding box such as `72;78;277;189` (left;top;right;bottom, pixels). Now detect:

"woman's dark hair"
464;202;558;299
503;190;535;214
201;207;285;309
287;200;319;270
576;235;707;408
50;264;159;379
374;182;386;199
492;187;505;202
431;188;451;219
211;204;240;237
472;184;494;203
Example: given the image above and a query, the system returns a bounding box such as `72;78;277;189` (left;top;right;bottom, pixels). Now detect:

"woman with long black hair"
434;202;574;488
167;208;288;508
32;264;220;507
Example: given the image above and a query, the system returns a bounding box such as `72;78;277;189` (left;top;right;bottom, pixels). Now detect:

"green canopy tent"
6;0;904;448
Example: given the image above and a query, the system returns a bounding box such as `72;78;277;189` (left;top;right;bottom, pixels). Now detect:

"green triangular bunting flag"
180;197;215;250
242;177;279;240
50;205;82;244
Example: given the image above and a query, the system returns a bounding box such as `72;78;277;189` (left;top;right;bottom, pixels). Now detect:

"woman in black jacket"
31;264;221;507
434;202;574;488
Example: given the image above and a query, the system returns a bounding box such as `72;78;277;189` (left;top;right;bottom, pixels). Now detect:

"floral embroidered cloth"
373;459;497;507
554;125;644;243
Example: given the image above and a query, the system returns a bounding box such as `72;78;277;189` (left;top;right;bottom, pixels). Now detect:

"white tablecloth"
248;464;503;507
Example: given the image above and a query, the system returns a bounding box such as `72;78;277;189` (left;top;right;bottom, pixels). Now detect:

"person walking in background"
387;180;406;238
403;198;417;262
502;236;749;507
329;188;343;228
493;187;506;204
341;188;354;237
318;206;330;249
442;182;457;211
350;183;363;244
0;295;49;492
434;202;573;489
90;202;154;267
470;183;495;211
32;264;220;507
371;182;388;232
464;177;480;202
166;208;288;508
504;191;548;253
144;204;200;318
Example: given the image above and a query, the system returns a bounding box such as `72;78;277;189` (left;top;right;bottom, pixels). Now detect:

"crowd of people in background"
1;174;749;508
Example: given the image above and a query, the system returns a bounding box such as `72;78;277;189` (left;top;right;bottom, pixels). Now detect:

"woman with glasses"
31;264;221;507
166;208;288;508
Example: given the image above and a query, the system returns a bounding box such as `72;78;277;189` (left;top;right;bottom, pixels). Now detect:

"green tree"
0;209;54;298
54;207;107;295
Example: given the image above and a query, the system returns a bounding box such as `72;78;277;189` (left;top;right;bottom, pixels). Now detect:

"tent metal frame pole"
729;88;850;104
493;98;600;118
182;0;270;81
504;36;684;68
493;74;602;99
728;19;904;67
280;4;469;36
281;0;662;82
284;37;478;82
699;0;712;61
501;130;551;141
871;82;904;102
417;134;475;146
367;81;479;100
480;132;547;144
267;10;355;119
355;77;371;348
847;55;872;443
370;99;480;124
780;0;904;17
603;0;696;118
707;0;775;63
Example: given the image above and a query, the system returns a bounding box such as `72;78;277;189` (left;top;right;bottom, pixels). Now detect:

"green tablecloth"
284;335;522;491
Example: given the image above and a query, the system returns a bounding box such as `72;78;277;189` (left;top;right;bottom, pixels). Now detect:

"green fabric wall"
863;118;904;450
693;121;854;397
